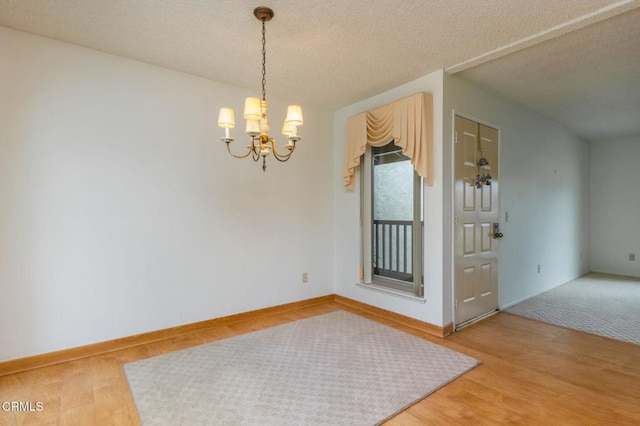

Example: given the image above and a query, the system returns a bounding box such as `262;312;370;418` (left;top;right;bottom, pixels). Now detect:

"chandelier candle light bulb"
218;6;303;172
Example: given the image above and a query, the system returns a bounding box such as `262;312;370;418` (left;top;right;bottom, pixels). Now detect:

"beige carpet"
125;310;479;425
506;273;640;345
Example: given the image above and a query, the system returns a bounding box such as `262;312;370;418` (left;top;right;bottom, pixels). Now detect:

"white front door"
454;116;500;328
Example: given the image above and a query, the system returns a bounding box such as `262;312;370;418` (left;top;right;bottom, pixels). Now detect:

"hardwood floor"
1;301;639;425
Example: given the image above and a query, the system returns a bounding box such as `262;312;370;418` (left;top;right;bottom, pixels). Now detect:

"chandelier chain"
261;19;267;101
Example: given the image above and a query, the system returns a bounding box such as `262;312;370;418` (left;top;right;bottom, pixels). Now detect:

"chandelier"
217;6;303;172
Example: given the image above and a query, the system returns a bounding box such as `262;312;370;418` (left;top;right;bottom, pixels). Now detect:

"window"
361;141;423;296
344;92;432;298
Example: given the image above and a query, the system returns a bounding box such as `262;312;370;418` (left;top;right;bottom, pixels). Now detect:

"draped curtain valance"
343;92;433;191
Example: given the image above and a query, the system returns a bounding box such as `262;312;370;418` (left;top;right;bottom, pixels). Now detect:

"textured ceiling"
0;0;639;141
457;5;640;142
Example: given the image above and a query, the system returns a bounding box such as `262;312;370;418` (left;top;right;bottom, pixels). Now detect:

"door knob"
493;222;504;239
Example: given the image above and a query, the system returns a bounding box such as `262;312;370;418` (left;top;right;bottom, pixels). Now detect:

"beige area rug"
506;273;640;345
125;310;479;425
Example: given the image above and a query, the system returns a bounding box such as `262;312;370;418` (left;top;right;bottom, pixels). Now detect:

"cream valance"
343;92;433;191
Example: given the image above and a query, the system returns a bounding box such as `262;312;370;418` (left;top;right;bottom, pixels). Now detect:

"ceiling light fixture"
218;6;303;172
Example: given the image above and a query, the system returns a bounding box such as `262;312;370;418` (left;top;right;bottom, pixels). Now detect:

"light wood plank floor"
1;301;639;425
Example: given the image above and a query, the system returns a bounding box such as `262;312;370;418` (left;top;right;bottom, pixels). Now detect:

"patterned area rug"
125;310;479;425
506;273;640;345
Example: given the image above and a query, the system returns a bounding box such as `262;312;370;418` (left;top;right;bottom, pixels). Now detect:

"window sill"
356;282;426;303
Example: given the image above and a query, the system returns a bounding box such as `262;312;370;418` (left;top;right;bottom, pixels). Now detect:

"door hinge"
454;299;458;311
454;132;458;144
454;215;458;227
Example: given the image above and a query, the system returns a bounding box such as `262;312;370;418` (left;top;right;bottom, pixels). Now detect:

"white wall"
0;27;334;362
444;74;591;310
590;136;640;278
333;70;447;327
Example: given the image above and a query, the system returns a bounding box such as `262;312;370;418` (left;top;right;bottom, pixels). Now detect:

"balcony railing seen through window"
372;219;423;283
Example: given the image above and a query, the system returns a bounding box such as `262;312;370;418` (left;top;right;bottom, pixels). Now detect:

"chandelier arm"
272;150;294;162
251;145;261;161
249;137;262;161
271;142;295;161
265;138;295;162
226;137;261;160
225;142;254;159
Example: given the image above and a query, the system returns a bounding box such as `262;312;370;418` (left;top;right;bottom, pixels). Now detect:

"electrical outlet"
505;211;510;222
630;253;636;261
537;264;541;274
302;272;308;283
